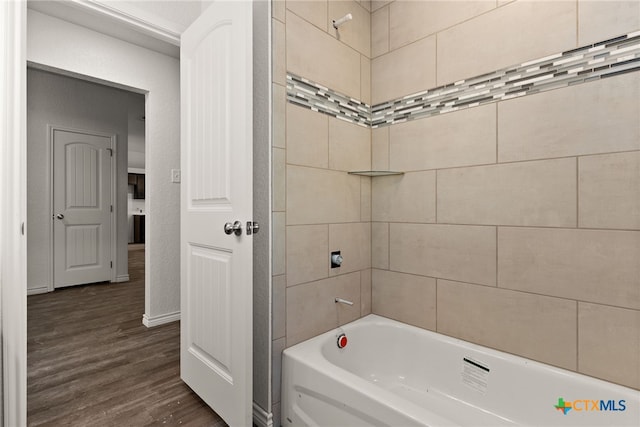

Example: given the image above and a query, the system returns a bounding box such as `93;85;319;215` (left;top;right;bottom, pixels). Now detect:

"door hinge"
21;222;25;235
110;205;113;212
110;261;113;268
106;148;113;157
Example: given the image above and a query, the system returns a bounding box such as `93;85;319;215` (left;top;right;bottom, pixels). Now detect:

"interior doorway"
26;67;146;293
2;4;186;423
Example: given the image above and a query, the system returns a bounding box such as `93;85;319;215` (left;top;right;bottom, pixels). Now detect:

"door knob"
224;220;242;236
56;214;65;220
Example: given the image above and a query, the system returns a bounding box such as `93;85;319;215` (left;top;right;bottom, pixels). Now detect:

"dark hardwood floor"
28;245;227;427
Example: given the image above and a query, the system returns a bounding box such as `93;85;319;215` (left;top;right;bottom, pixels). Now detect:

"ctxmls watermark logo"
554;397;626;415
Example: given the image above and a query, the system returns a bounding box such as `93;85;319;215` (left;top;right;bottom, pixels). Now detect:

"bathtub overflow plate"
337;333;348;349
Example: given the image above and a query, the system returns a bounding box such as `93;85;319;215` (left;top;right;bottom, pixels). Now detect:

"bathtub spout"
335;297;354;306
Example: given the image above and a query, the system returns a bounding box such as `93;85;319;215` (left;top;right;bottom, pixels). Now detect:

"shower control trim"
331;251;343;268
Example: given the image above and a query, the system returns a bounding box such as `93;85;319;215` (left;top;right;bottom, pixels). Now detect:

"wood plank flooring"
28;245;227;427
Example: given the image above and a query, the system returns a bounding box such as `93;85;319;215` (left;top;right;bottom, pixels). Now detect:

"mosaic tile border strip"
286;30;640;129
286;73;370;127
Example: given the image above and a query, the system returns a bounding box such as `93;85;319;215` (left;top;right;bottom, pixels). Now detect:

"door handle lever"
56;214;65;220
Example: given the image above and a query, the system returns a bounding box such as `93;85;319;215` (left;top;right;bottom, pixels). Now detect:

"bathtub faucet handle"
335;297;354;306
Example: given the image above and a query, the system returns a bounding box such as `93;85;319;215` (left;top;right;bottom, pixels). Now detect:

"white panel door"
180;2;253;426
53;128;113;288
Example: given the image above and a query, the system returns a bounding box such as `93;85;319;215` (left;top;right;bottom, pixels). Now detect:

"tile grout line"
495;226;499;288
576;299;579;372
576;157;580;228
435;277;438;333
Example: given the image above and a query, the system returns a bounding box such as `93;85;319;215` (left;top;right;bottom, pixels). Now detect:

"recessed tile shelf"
348;170;405;177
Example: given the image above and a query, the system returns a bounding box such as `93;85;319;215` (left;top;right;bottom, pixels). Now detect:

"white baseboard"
27;286;49;296
114;274;130;283
253;402;273;427
142;311;180;328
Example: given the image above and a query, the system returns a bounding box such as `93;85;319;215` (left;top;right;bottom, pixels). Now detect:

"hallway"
27;246;227;426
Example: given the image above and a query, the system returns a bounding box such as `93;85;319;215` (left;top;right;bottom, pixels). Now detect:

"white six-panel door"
180;2;253;426
52;128;114;288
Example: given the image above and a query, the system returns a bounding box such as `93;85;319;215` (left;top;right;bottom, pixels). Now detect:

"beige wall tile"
389;0;495;51
272;19;286;86
579;0;640;45
498;227;640;310
372;222;389;269
361;176;371;222
372;127;389;170
390;104;496;171
499;73;640;163
273;148;286;212
287;104;328;168
287;277;334;346
273;212;286;276
578;303;640;389
272;83;286;149
287;165;361;224
361;268;372;315
371;4;389;57
287;0;327;31
286;272;361;346
437;0;576;84
438;158;577;227
328;0;371;57
437;280;577;370
329;118;371;171
358;0;372;12
579;151;640;230
372;35;436;103
273;0;286;22
272;337;286;404
287;11;361;99
360;56;371;105
336;272;363;327
286;225;328;286
372;269;436;330
372;171;436;223
371;0;391;12
329;222;371;276
390;224;496;286
273;275;287;339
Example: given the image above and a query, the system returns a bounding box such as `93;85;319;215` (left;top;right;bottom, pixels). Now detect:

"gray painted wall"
27;68;130;289
127;92;145;170
252;0;272;417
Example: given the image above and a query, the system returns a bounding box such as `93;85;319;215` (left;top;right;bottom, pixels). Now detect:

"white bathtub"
282;314;640;426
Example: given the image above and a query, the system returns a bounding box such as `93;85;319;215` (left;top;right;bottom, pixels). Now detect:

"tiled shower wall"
271;0;373;421
371;0;639;392
272;0;640;420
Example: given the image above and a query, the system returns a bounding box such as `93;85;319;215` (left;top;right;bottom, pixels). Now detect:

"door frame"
48;125;118;291
2;3;180;425
1;1;27;425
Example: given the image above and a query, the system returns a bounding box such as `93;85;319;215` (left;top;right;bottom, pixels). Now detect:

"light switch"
171;169;181;183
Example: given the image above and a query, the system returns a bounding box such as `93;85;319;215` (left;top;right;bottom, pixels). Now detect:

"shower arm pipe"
332;13;353;29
